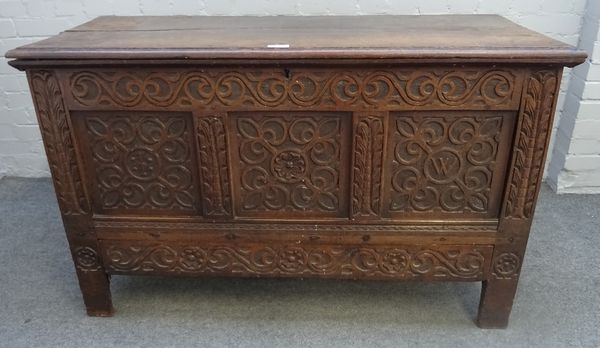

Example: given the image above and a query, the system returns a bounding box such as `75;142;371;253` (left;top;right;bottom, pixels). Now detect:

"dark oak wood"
6;15;586;328
5;15;586;65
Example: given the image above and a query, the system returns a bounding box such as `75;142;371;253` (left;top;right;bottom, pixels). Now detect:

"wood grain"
10;15;585;328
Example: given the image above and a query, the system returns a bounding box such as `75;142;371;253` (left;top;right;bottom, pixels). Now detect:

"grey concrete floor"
0;177;598;348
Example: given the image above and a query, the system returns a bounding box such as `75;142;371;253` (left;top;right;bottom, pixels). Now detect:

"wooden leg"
71;245;114;316
477;277;519;329
76;269;114;316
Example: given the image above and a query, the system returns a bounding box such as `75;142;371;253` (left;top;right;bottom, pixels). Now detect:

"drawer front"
60;66;524;222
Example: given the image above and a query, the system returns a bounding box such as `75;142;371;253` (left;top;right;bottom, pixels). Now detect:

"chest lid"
6;15;586;66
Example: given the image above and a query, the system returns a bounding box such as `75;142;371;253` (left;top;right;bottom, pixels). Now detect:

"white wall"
0;0;595;192
547;0;600;193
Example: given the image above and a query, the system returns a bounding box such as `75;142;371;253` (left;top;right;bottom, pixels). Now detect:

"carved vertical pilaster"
29;71;89;216
478;68;562;328
28;70;112;316
196;113;233;217
503;70;560;220
351;112;386;219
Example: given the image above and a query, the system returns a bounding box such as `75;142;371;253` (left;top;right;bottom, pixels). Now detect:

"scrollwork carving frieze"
101;242;492;280
66;68;521;110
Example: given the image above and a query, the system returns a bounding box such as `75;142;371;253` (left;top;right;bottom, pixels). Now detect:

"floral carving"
197;116;232;216
504;70;558;219
102;243;492;279
180;247;207;270
81;113;198;213
492;252;521;279
67;69;518;110
231;112;348;216
381;250;410;273
278;247;308;272
352;115;385;217
74;246;102;271
272;151;307;183
30;71;89;215
388;113;506;215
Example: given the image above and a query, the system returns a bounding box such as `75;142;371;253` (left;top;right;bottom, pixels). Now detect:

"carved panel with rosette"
385;111;515;218
229;112;350;217
73;112;201;215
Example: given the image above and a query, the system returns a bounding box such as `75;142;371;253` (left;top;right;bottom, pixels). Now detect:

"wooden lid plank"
5;15;586;65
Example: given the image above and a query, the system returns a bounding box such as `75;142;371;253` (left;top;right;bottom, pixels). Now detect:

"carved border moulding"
504;70;559;220
93;220;498;233
196;113;232;216
100;241;493;280
29;71;90;216
64;68;522;110
351;112;386;218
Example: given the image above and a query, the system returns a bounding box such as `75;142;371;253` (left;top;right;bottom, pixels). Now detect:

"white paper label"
267;44;290;48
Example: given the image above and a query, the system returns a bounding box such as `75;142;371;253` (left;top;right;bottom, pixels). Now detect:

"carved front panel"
73;112;200;215
230;112;350;217
386;111;515;218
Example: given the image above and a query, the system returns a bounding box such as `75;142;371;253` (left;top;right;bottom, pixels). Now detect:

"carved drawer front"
72;111;201;216
229;111;351;218
385;111;516;218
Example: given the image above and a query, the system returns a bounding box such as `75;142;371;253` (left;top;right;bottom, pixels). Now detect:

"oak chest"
6;15;586;328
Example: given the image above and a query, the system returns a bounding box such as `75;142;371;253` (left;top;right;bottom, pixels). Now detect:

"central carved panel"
386;111;514;218
230;112;350;217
